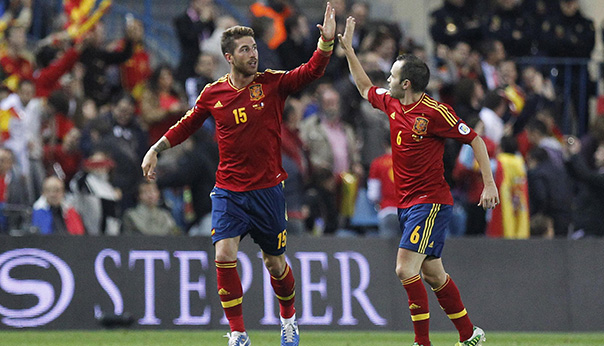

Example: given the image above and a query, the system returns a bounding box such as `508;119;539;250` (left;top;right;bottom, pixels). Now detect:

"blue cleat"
224;331;251;346
280;315;299;346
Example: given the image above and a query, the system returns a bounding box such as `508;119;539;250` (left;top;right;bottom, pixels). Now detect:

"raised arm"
338;16;373;99
470;136;500;209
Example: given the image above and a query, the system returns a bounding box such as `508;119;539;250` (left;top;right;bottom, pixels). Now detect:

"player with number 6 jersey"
338;15;499;346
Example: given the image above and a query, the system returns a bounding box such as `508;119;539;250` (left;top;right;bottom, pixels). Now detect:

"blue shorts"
210;184;288;256
398;203;452;258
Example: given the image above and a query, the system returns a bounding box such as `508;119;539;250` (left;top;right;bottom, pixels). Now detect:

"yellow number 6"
410;226;421;244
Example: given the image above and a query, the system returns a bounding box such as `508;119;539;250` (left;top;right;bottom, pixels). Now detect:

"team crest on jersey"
412;116;429;136
249;84;264;101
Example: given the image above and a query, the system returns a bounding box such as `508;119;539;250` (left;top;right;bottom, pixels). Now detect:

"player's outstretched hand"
317;1;336;41
141;149;158;181
478;184;499;210
337;16;355;53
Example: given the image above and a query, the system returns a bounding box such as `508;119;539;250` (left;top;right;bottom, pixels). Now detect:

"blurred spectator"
0;78;44;198
367;134;398;238
0;79;39;175
96;93;147;211
200;15;238;78
0;0;32;33
118;18;151;101
453;118;497;236
486;135;529;239
174;0;217;83
33;37;84;99
0;146;31;233
300;85;361;234
348;1;370;51
564;139;604;237
69;150;121;235
157;129;218;235
429;0;482;48
140;64;188;145
539;0;595;58
31;175;85;235
357;70;389;171
0;25;33;91
526;146;572;237
484;0;534;57
251;16;283;71
360;28;398;76
250;0;294;50
185;53;217;107
43;127;82;186
512;65;556;137
525;118;564;168
479;89;507;146
79;21;134;107
122;181;180;235
277;13;314;71
539;0;595;133
530;213;555;239
578;116;604;169
41;90;75;146
499;60;525;117
478;39;505;90
281;98;309;235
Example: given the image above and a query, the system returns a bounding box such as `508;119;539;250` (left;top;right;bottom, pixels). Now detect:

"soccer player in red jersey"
338;17;499;346
141;3;337;346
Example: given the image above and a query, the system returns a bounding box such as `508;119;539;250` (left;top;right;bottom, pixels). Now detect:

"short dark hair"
396;54;430;93
483;90;505;111
221;26;255;55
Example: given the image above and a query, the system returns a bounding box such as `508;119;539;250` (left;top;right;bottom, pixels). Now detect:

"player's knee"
421;270;447;288
263;256;286;277
395;264;416;281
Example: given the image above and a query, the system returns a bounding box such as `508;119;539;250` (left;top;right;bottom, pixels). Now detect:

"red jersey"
368;87;477;208
164;49;331;192
368;153;398;209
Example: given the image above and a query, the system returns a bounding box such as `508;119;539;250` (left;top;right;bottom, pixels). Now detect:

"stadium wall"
0;236;602;331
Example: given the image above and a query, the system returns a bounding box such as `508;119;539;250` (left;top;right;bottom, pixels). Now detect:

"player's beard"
232;57;258;77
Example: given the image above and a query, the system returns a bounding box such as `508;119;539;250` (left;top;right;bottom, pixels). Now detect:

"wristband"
318;36;335;52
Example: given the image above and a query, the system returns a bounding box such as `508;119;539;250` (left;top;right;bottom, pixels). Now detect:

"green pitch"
1;330;603;346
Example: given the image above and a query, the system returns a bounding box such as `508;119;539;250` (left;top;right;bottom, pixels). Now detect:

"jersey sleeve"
163;88;211;147
429;103;477;144
278;49;331;95
367;86;390;114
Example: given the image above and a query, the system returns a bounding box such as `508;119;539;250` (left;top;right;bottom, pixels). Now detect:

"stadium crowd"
0;0;603;238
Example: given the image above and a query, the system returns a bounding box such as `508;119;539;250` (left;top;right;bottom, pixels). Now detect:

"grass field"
1;330;603;346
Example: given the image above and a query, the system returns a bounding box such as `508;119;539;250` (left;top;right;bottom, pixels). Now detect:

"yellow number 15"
233;107;247;124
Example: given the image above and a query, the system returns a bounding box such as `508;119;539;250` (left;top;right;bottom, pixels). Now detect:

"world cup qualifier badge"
412;116;429;136
249;84;264;101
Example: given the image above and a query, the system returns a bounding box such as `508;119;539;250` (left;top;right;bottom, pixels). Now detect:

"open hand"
337;16;356;53
317;2;336;41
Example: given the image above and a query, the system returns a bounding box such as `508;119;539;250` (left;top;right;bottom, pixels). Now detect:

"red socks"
270;263;296;319
433;275;473;341
402;275;430;346
216;260;245;332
